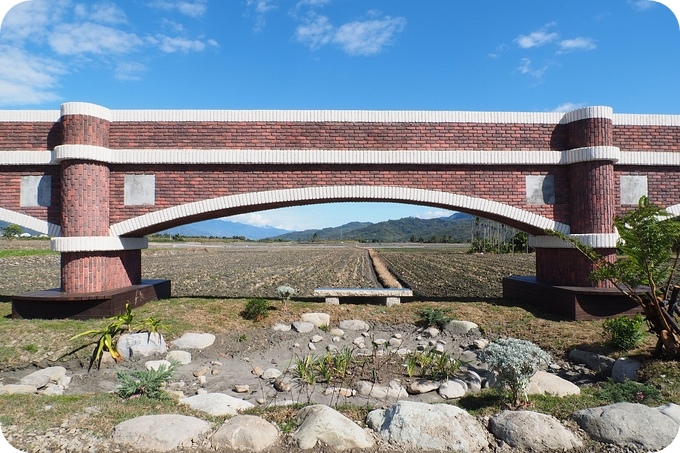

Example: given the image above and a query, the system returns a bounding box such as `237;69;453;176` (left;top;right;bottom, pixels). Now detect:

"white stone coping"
5;145;627;166
51;236;148;252
0;104;677;125
314;288;413;297
110;185;570;237
529;233;620;249
0;207;61;236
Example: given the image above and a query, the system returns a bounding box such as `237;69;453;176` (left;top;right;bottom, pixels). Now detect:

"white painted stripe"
60;102;112;121
53;144;112;163
51;236;148;252
561;106;613;123
110;186;570;237
529;233;619;249
0;151;52;165
0;111;60;122
0;207;61;236
562;146;620;164
618;152;680;166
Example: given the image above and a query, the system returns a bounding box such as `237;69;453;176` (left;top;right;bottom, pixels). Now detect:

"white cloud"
150;0;208;18
552;102;587;113
515;24;559;49
517;58;549;79
74;3;127;24
559;37;597;52
153;35;213;53
295;12;406;56
114;62;147;81
246;0;277;32
0;45;64;106
49;22;143;55
416;210;451;220
629;0;655;11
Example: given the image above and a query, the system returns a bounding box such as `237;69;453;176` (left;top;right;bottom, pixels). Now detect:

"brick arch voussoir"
110;186;570;238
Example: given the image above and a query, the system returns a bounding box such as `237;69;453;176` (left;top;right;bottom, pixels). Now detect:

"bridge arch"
0;207;61;236
110;185;570;238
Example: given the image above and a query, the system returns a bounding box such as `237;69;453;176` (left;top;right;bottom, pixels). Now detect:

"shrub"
242;298;270;321
482;338;552;406
602;315;647;350
116;362;176;399
277;285;296;301
596;378;661;405
418;308;452;329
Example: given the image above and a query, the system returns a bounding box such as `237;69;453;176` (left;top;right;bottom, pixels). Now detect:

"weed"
237;334;247;342
116;362;176;399
595;378;662;405
319;324;330;333
602;315;647;350
241;298;270;322
22;344;38;353
418;307;452;329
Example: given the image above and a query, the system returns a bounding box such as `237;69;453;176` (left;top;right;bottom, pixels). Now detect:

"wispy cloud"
517;58;550;79
0;45;64;106
149;0;208;18
74;3;128;25
49;23;143;55
552;102;587;113
150;35;217;53
416;210;451;220
629;0;655;11
295;11;406;56
515;23;559;49
558;37;597;52
246;0;277;32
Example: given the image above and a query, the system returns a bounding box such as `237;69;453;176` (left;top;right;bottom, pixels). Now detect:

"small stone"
332;336;341;342
166;350;192;365
274;376;294;392
434;344;445;353
424;326;440;338
388;337;403;347
330;328;344;337
407;379;440;395
438;379;468;399
211;369;221;375
301;312;331;328
311;335;324;343
193;367;209;377
353;337;366;347
251;366;264;377
339;319;369;331
326;344;338;352
473;339;489;349
373;338;387;346
308;342;317;351
212;361;223;366
198;375;207;384
234;384;250;393
271;323;292;332
262;368;282;380
145;360;172;371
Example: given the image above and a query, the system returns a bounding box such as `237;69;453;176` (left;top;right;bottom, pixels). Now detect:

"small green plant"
603;315;648;350
276;285;296;308
319;324;330;333
242;298;270;321
237;334;247;342
22;344;38;353
403;349;463;380
596;378;662;405
418;308;452;329
482;338;552;407
116;362;176;399
141;316;169;335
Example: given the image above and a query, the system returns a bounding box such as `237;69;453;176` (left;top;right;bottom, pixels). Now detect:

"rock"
572;402;679;451
423;326;440;338
438;379;468;399
251;366;264;377
211;415;280;452
301;312;331;328
330;328;344;337
324;387;355;397
569;349;615;374
355;380;408;399
434;343;445;353
611;357;641;382
308;342;316;351
166;350;192;365
145;360;172;371
658;403;680;425
367;401;488;452
274;376;294;392
407;379;440;395
339;319;369;331
171;332;215;350
527;370;581;397
462;370;483;393
118;332;167;359
292;404;374;450
20;366;67;388
233;384;250;393
113;414;211;452
292;321;314;333
179;392;255;416
490;410;583;451
311;335;324;343
473;339;489;349
56;374;71;389
443;320;478;334
271;323;292;332
262;368;282;380
0;384;37;394
388;337;403;347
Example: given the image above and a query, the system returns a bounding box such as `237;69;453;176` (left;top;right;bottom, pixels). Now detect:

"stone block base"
11;280;171;319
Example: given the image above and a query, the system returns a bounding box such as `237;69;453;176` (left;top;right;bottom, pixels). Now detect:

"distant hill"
270;213;474;243
159;219;290;240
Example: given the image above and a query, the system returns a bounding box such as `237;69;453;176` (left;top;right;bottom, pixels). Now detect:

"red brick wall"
536;248;617;287
61;250;141;293
614;126;680;151
0;123;60;151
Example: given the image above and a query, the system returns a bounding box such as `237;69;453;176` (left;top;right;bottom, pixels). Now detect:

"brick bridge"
1;102;679;319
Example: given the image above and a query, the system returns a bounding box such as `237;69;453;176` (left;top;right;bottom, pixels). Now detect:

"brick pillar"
535;107;618;287
57;103;142;293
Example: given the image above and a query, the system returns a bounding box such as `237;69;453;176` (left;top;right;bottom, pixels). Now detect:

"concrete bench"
313;288;413;306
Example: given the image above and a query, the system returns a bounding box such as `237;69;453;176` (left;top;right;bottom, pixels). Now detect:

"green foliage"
242;298;270;321
1;224;22;239
418;308;452;329
483;338;552;406
403;349;463;380
276;285;296;301
603;315;648;350
595;378;662;405
116;363;176;399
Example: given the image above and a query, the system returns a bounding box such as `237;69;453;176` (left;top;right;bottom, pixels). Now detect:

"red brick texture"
536;248;617;287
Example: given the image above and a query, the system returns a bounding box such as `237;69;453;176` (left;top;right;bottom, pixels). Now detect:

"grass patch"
0;249;56;258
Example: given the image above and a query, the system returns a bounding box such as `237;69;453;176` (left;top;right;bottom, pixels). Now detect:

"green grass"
0;249;56;258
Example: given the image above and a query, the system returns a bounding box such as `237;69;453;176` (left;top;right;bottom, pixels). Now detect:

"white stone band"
0;207;61;236
51;236;148;252
110;185;570;237
60;102;112;122
529;233;619;249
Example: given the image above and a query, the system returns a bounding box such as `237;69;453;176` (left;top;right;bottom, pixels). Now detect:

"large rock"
527;370;581;397
367;401;488;452
490;410;583;451
301;313;331;328
355;380;408;400
292;404;374;450
0;384;36;395
112;414;211;452
438;379;468;399
180;392;255;416
658;403;680;425
443;320;478;334
166;350;192;365
569;349;615;374
611;357;641;383
118;332;167;359
407;379;440;395
19;366;67;388
572;402;679;451
338;319;369;331
170;332;215;349
211;415;280;452
292;321;315;333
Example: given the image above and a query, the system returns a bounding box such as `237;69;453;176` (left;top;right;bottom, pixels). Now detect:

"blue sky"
1;0;679;231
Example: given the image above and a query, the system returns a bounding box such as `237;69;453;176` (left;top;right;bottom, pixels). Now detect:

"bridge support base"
502;276;640;321
11;279;171;320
